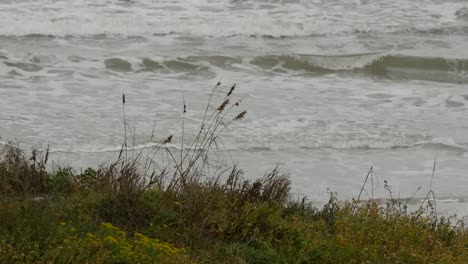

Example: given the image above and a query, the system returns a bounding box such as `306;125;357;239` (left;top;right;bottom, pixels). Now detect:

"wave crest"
48;137;467;154
3;52;468;82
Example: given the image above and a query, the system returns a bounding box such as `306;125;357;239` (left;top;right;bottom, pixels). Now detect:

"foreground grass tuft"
0;144;467;263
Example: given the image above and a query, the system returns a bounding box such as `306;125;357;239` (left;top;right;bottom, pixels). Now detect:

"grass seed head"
163;135;173;144
233;111;247;121
227;84;236;97
217;99;229;112
44;146;49;165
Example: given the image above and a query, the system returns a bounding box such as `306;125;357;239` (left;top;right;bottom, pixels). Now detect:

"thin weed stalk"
181;96;186;170
418;156;438;217
122;89;128;162
357;166;374;203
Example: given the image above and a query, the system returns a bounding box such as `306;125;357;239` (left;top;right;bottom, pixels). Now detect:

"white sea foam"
0;0;467;38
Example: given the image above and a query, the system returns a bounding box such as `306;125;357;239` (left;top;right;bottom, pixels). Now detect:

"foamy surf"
1;0;468;38
47;136;468;155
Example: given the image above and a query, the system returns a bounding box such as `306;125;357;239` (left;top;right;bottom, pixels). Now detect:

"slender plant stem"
181;96;186;171
122;90;127;162
357;166;373;203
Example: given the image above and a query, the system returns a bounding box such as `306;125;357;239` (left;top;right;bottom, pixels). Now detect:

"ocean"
1;0;468;216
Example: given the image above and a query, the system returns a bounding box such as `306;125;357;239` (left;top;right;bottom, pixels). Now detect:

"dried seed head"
233;110;247;121
44;146;49;165
227;84;236;97
163;135;173;144
183;104;186;113
216;81;222;86
217;99;229;112
122;93;126;104
30;149;37;162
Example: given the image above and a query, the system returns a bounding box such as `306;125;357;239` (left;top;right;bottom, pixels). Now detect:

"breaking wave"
3;52;467;82
249;53;468;80
49;137;468;154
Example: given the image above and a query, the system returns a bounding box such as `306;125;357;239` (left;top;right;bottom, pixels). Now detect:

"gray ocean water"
1;0;468;215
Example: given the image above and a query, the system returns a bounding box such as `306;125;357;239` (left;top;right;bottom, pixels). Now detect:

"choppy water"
1;0;468;216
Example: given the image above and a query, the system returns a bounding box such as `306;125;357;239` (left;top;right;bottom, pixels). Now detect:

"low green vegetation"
0;144;467;263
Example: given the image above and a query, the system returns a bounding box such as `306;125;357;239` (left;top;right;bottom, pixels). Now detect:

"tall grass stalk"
121;89;128;162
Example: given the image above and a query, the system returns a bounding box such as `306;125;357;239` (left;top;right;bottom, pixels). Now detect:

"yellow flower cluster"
24;221;186;263
101;222;126;236
135;232;182;256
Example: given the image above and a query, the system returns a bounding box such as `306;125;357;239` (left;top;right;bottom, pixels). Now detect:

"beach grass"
0;145;467;263
0;83;467;263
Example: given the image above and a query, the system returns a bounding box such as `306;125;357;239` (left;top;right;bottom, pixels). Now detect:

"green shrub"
46;168;75;193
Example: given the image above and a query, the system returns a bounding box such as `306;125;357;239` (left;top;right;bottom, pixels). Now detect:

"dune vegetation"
0;83;467;263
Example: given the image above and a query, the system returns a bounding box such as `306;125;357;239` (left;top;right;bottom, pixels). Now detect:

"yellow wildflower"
104;235;118;245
